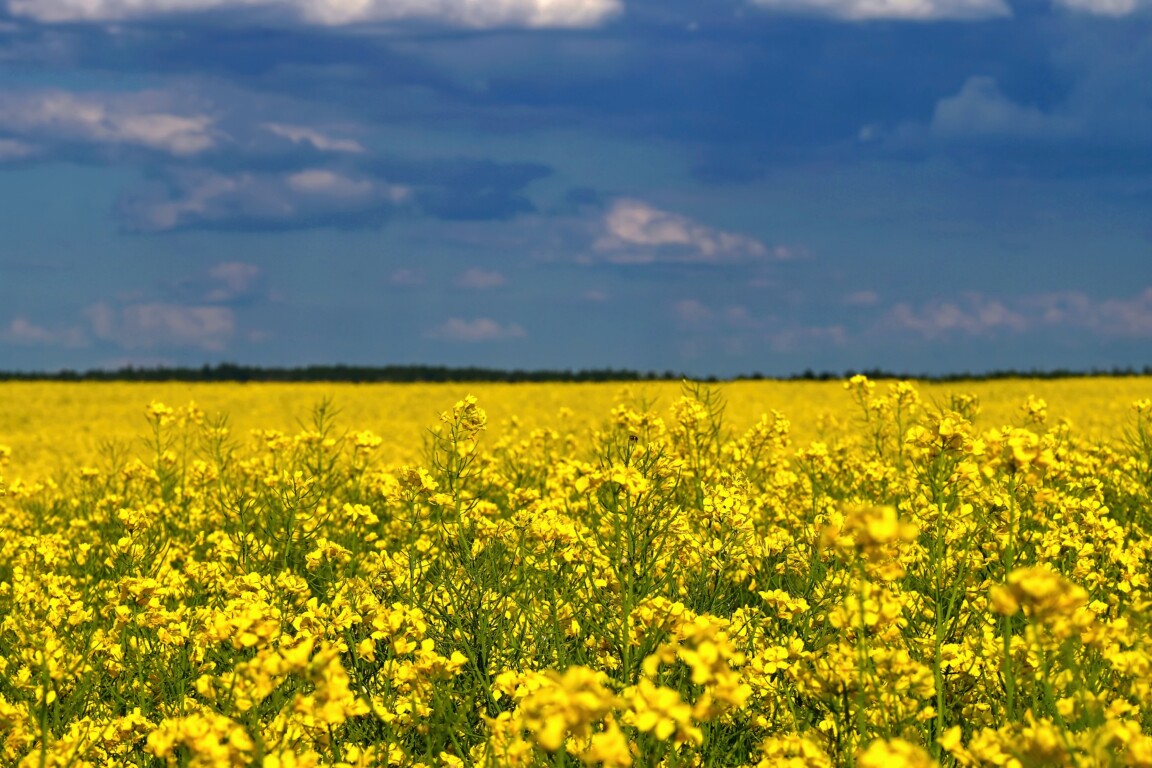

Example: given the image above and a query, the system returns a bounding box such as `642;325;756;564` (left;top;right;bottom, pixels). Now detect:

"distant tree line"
779;366;1152;382
0;364;682;383
0;362;1150;383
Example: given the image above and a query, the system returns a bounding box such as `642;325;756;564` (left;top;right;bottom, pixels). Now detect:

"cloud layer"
887;289;1152;339
0;90;218;157
115;155;548;231
1051;0;1151;14
7;0;623;27
86;302;236;351
117;168;409;231
748;0;1010;20
0;261;267;354
930;77;1077;141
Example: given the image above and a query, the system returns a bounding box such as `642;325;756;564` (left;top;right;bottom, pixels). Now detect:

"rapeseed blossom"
0;378;1149;765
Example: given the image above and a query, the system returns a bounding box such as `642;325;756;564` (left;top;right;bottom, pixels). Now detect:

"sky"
0;0;1150;377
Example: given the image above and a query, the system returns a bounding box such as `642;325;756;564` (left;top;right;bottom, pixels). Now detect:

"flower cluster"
0;378;1149;766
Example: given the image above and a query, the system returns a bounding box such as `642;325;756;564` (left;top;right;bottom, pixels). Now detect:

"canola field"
0;377;1150;767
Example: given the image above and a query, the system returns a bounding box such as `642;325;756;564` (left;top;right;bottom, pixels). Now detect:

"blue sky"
0;0;1149;376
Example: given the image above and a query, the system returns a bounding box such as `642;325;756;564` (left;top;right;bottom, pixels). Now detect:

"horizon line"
2;361;1151;384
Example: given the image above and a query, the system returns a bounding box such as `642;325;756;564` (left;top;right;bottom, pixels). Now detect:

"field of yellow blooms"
1;377;1150;767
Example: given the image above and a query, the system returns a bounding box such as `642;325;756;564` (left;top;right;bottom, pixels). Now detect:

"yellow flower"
442;394;488;437
623;679;702;746
583;716;633;767
1022;395;1048;425
147;711;255;767
848;504;919;550
608;463;650;496
857;738;938;768
990;565;1089;625
756;733;833;768
517;666;619;752
145;400;176;425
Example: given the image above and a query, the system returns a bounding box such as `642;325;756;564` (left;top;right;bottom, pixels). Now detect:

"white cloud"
0;317;85;347
1026;288;1152;336
262;123;364;153
886;288;1152;339
4;283;265;352
931;77;1077;140
747;0;1010;20
129;176;215;231
121;168;408;231
305;0;624;28
591;198;770;265
8;0;622;27
888;294;1028;338
128;172;242;232
1;317;56;345
85;302;236;350
581;289;609;302
205;262;261;303
770;245;807;261
0;90;218;156
424;317;526;341
456;267;507;290
1051;0;1146;15
0;90;217;156
286;169;375;197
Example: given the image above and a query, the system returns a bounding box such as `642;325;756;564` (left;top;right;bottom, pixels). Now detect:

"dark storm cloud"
0;1;1061;145
2;2;1147;192
39;23;466;99
350;5;1098;182
5;0;1142;187
861;14;1152;176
